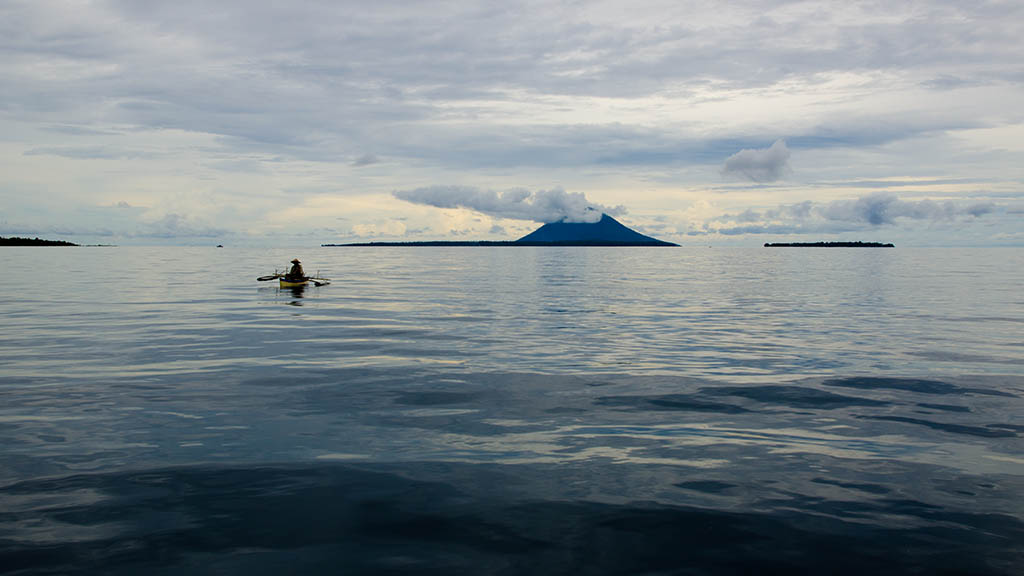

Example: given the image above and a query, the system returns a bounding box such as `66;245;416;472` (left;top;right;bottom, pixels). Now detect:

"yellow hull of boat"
279;278;309;287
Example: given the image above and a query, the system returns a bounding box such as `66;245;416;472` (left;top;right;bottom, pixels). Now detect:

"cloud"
133;214;230;239
23;146;160;160
721;140;791;183
818;193;995;225
42;125;123;136
352;154;379;167
351;219;407;238
694;193;998;235
393;186;626;223
8;1;1015;170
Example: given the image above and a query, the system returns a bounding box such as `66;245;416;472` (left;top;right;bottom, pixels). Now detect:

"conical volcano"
515;214;676;246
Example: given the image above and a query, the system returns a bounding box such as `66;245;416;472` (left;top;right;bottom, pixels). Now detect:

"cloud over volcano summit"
394;186;626;224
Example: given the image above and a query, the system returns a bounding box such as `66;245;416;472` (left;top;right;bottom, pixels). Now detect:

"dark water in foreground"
1;247;1022;574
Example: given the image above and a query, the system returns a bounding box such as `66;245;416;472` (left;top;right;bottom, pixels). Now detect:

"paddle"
257;274;282;281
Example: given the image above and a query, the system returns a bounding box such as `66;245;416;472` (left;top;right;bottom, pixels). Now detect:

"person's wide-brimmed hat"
291;259;301;263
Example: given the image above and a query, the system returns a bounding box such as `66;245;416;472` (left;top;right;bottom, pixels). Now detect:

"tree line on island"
0;236;78;246
763;241;894;248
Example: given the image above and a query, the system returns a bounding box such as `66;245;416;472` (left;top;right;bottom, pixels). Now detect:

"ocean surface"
1;246;1022;575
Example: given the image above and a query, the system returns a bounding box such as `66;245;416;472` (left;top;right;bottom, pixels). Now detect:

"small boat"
257;271;330;287
258;259;330;287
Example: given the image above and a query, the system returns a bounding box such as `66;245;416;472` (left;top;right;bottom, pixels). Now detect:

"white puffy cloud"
721;140;791;183
393;186;626;223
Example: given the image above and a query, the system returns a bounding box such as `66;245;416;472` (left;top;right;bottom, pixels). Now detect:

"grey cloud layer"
394;186;626;223
696;193;997;235
3;1;1022;166
818;194;994;225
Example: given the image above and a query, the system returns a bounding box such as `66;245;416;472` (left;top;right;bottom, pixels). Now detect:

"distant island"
325;214;677;247
764;241;894;248
1;236;78;246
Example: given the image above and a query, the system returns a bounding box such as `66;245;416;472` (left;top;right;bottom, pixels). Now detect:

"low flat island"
764;241;894;248
1;236;78;246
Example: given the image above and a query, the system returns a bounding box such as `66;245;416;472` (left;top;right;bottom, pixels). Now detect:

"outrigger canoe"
279;276;310;288
257;272;331;287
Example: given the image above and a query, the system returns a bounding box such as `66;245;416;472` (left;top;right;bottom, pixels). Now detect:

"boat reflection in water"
284;283;306;305
256;283;308;306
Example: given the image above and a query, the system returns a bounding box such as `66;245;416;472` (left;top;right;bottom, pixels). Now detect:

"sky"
2;0;1023;246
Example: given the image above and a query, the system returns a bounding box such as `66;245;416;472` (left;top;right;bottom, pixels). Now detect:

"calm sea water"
1;246;1022;574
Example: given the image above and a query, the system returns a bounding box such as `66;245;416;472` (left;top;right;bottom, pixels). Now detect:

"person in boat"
285;258;306;282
